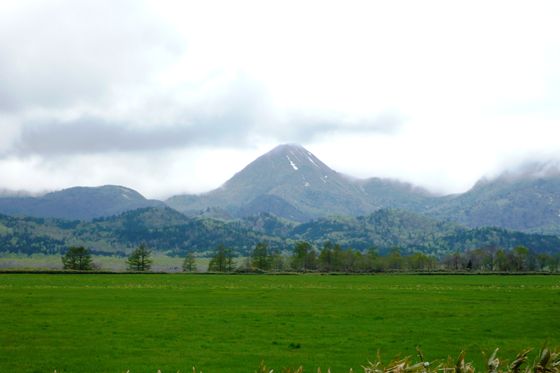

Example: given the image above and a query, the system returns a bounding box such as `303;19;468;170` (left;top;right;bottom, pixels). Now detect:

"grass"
0;253;213;272
0;274;558;372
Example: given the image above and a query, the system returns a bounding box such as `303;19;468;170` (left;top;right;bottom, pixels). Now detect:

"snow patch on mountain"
286;156;299;170
307;155;319;167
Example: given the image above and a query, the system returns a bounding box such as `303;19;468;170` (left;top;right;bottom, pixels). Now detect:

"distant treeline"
204;241;560;273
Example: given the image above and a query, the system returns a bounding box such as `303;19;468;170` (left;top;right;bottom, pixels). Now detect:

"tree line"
203;241;560;273
60;241;560;273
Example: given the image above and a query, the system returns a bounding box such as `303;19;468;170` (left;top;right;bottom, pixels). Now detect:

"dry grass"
218;347;558;373
50;347;560;373
359;347;559;373
53;347;560;373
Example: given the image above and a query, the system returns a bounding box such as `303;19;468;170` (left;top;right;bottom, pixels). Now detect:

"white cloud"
1;0;560;197
0;145;272;199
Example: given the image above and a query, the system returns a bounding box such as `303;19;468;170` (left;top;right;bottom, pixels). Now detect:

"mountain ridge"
1;144;560;235
0;185;164;220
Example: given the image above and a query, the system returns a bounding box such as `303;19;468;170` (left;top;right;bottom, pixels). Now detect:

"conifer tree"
127;244;152;271
62;246;93;270
208;244;236;272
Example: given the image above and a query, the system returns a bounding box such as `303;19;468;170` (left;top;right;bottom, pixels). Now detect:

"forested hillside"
426;173;560;235
2;207;559;257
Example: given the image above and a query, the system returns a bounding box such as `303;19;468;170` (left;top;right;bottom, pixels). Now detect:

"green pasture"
0;274;558;372
0;254;211;272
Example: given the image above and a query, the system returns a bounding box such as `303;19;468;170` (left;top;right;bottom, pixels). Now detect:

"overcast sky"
1;0;560;199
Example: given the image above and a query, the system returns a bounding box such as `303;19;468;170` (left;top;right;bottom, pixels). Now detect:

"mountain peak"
167;143;374;220
260;144;331;174
224;144;335;191
269;143;306;153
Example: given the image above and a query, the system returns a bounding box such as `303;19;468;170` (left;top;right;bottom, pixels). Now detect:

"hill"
0;207;280;256
427;170;560;235
288;209;560;255
0;185;164;220
4;207;557;257
359;177;438;211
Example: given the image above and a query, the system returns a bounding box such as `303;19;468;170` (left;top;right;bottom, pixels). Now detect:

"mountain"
427;168;560;235
167;144;376;221
2;144;560;235
166;144;560;236
359;177;437;212
0;185;164;220
0;189;34;197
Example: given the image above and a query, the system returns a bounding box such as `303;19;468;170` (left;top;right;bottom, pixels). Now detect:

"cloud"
282;113;403;143
4;70;401;159
5;76;265;157
0;1;421;161
1;1;560;197
15;119;187;156
0;0;181;113
11;112;400;160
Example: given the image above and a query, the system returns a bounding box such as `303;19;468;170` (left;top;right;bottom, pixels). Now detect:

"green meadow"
0;254;192;272
0;274;558;372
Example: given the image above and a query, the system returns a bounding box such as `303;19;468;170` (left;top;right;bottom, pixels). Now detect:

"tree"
341;248;359;272
291;241;317;271
271;252;287;272
512;246;529;271
535;253;552;272
443;251;464;271
493;248;511;271
408;252;435;271
466;248;493;271
208;244;236;272
127;244;153;271
62;246;92;270
386;247;404;270
364;247;383;272
318;242;334;272
332;243;344;272
182;252;197;272
251;242;271;271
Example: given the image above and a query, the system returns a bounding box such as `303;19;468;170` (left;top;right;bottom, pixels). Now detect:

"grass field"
0;254;212;272
0;274;558;372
